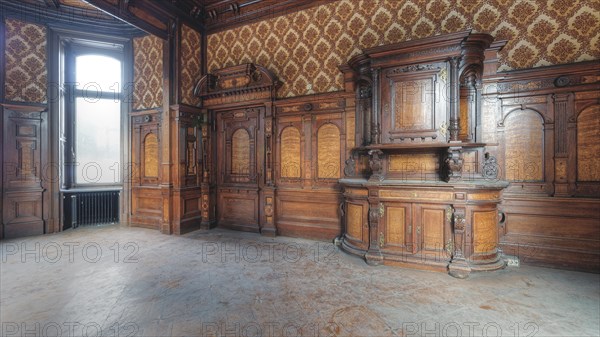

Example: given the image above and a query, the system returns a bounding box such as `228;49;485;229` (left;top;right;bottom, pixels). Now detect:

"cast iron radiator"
63;190;120;228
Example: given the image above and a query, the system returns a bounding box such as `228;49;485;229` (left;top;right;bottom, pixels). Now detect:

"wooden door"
2;106;48;238
216;108;262;232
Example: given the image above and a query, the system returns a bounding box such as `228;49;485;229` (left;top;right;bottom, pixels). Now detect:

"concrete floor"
1;225;598;337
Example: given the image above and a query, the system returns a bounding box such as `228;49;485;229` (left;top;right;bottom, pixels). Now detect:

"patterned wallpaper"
207;0;600;98
4;19;47;103
133;34;164;110
180;24;202;106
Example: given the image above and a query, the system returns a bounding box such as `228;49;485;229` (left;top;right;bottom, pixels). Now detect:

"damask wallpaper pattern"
180;24;202;106
133;34;164;110
207;0;599;98
4;19;47;103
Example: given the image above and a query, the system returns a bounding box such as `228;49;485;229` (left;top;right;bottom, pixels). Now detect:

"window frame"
63;41;125;188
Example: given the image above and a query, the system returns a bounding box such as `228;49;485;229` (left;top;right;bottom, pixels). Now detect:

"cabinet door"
413;204;452;258
345;201;368;249
381;202;415;254
380;64;448;143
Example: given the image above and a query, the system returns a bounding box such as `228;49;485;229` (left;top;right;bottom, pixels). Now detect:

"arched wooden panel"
317;123;341;179
577;105;600;182
280;127;301;178
143;133;159;178
231;128;250;175
504;110;544;181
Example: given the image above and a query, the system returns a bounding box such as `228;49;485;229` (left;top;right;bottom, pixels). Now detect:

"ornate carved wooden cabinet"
195;64;279;235
339;31;508;278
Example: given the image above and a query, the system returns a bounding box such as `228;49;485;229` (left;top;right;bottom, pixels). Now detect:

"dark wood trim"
85;0;168;39
0;16;4;239
0;0;145;37
205;0;333;34
0;15;5;104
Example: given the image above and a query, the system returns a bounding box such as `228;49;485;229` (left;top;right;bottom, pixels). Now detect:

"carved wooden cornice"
194;63;280;107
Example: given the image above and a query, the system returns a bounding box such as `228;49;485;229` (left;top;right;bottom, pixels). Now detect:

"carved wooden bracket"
441;147;463;182
368;149;385;181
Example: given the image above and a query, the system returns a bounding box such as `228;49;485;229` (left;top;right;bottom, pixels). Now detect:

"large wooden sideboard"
339;30;509;277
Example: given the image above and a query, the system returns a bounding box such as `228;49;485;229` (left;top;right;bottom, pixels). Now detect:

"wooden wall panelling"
500;196;600;272
1;104;48;238
0;18;5;238
273;93;350;240
275;189;342;240
130;110;162;229
569;90;600;197
493;62;600;272
496;97;553;196
169;105;203;234
195;63;279;235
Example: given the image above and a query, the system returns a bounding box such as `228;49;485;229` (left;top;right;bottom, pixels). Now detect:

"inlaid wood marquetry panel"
143;133;158;178
459;96;470;140
422;208;444;251
280;127;301;178
394;79;434;131
504;110;544;182
4;19;47;103
389;154;437;173
577;105;600;182
317;124;341;179
207;0;598;97
231;128;250;175
386;206;406;246
473;210;498;253
346;203;363;240
186;127;198;176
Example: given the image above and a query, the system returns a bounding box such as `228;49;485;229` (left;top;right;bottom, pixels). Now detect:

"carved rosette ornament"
368;149;385;181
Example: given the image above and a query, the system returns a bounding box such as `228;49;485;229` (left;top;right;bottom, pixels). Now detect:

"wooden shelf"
356;142;492;151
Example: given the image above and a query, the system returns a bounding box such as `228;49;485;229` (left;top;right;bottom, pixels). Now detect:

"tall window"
64;44;123;186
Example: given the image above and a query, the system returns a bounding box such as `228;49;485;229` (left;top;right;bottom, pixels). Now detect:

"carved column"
365;198;384;265
261;114;276;236
448;207;471;278
448;57;461;142
371;69;381;144
200;111;215;229
553;93;572;196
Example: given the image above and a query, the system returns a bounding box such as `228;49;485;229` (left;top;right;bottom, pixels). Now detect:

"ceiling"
21;0;327;34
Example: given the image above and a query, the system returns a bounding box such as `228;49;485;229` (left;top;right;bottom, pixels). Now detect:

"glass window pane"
76;55;121;93
75;98;121;184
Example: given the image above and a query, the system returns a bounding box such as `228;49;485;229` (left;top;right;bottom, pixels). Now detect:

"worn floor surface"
1;224;599;337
